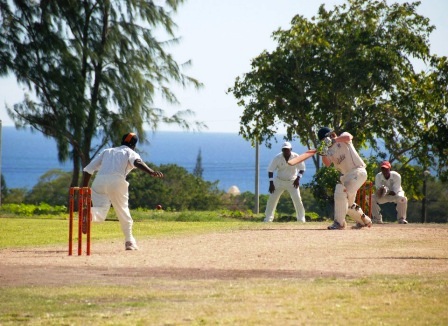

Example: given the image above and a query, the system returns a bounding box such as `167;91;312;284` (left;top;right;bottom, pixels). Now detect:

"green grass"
1;277;447;325
1;212;447;325
0;210;261;248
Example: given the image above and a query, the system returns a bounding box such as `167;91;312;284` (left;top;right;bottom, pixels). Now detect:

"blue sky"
1;0;447;133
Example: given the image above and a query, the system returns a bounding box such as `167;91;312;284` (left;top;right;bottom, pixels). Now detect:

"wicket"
68;187;92;256
356;181;373;217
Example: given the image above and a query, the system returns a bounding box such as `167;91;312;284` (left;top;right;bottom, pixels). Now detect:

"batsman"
316;127;373;230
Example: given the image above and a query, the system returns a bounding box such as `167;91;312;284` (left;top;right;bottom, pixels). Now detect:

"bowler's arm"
134;159;164;178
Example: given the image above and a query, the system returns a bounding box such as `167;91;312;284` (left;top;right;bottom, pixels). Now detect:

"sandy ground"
1;223;447;287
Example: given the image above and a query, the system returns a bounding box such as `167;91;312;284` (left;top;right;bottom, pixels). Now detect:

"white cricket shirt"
268;152;306;181
326;132;365;175
83;145;141;177
374;171;403;193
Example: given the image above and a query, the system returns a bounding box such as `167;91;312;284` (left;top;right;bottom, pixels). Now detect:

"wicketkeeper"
371;161;408;224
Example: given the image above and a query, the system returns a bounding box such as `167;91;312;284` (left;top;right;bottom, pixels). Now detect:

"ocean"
1;126;315;194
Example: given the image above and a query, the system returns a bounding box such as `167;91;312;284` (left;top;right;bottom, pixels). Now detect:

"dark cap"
121;133;138;147
318;127;332;141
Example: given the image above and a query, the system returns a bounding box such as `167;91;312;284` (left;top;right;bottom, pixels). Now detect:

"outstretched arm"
333;132;353;143
134;159;164;178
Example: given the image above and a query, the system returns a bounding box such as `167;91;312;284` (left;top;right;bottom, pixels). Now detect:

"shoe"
352;222;370;229
360;214;372;228
398;218;408;224
297;217;306;223
327;221;346;230
125;241;139;250
372;216;384;224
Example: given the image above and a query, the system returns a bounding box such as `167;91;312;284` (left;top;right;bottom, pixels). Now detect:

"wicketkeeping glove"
376;185;389;198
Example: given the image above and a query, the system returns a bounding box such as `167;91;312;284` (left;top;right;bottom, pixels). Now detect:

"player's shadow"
276;215;328;223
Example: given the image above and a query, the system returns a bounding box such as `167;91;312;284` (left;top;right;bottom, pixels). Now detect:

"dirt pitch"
1;223;447;287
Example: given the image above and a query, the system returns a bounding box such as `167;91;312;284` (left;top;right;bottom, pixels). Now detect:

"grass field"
1;213;447;325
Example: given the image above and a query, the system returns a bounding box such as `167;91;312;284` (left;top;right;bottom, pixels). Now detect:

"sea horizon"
1;126;315;195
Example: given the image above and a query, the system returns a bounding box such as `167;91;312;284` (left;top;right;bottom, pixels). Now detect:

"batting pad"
334;184;348;224
396;196;408;219
347;203;366;224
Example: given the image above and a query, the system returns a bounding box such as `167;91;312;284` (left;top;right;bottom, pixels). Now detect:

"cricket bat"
288;149;317;166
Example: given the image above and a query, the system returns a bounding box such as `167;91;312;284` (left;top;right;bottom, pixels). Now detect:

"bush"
25;169;72;206
1;203;66;216
128;163;225;211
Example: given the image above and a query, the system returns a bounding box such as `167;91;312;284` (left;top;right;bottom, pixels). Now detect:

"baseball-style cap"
282;142;292;149
121;132;138;147
380;161;391;169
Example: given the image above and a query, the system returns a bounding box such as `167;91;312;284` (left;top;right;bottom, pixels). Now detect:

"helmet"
121;132;138;147
317;127;332;141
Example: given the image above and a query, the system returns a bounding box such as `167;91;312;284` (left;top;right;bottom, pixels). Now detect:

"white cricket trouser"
264;178;305;222
90;174;136;244
334;168;368;225
371;191;407;221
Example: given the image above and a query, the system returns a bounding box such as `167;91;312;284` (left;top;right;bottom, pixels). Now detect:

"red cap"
380;161;391;169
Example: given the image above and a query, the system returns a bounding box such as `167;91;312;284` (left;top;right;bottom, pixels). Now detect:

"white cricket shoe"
125;241;139;251
372;216;384;224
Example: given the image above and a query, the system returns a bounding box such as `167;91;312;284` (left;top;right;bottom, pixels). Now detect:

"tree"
228;0;448;178
193;148;204;178
25;169;72;206
304;166;340;218
128;163;223;211
0;0;204;188
1;174;8;204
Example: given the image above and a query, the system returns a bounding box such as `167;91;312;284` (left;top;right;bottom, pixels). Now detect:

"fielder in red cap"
372;161;408;224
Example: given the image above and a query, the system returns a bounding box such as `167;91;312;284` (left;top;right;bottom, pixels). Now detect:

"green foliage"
2;188;27;204
219;209;259;220
407;177;448;224
304;166;340;218
193;149;204;178
0;0;203;188
223;187;325;220
130;209;255;222
128;163;224;211
221;191;267;213
1;203;66;216
228;0;448;179
24;169;72;206
1;174;7;203
305;211;322;222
